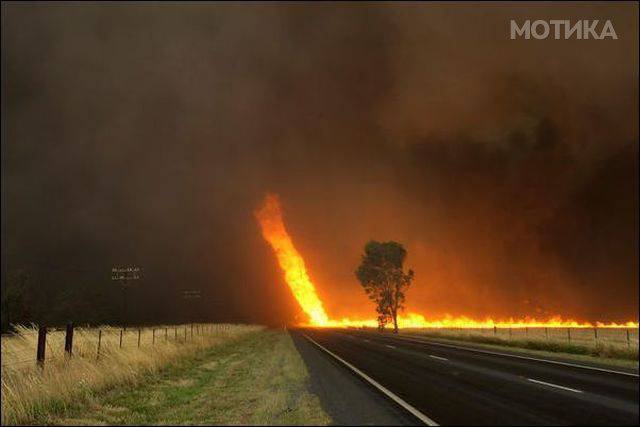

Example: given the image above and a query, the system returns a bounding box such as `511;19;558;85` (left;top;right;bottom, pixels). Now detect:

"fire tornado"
256;194;638;329
255;194;330;326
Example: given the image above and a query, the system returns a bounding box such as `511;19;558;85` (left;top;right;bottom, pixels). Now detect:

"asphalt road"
296;328;639;426
290;331;418;425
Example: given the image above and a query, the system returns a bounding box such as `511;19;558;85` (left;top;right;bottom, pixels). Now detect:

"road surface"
291;331;418;425
295;328;639;425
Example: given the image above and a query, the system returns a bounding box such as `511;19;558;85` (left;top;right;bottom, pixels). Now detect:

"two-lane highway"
297;328;639;425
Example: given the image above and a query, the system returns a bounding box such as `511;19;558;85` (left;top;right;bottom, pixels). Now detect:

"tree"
355;241;414;333
1;269;34;332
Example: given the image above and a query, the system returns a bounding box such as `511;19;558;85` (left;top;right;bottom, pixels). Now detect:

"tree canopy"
355;240;414;333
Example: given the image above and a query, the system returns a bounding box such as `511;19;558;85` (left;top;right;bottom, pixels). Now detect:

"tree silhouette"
355;241;414;333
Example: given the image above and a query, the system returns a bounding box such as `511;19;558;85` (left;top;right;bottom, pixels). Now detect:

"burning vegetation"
256;194;639;330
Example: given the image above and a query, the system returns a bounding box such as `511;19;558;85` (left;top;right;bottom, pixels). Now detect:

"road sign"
111;266;141;281
181;290;202;299
111;266;141;328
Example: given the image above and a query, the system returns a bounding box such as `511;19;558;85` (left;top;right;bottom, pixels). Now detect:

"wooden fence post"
627;329;631;348
508;327;512;339
493;326;497;336
119;329;123;348
184;326;187;341
165;328;168;341
137;329;141;348
97;330;102;360
567;328;571;343
175;327;178;341
152;329;156;345
36;325;47;368
64;322;74;357
594;327;598;342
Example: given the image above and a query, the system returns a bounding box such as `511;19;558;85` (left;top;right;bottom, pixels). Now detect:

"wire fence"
1;323;233;370
404;326;639;348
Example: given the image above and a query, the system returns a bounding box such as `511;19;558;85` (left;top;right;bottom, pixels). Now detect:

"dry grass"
403;326;638;347
47;330;331;425
402;326;638;346
401;327;639;361
1;323;262;425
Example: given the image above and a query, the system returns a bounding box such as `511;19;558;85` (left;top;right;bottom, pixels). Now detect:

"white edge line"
301;332;438;426
397;336;639;378
428;355;448;361
386;344;397;349
527;378;583;393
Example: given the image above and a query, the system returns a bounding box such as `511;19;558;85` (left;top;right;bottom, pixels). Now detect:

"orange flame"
255;194;330;326
312;313;639;329
256;194;639;330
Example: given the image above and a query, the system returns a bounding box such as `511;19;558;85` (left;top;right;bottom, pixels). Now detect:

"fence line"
405;326;638;348
1;323;232;369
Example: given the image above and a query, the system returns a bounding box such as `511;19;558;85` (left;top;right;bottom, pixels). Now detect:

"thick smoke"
2;3;637;326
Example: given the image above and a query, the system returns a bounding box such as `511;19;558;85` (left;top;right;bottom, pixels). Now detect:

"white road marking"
396;335;639;377
527;378;583;393
428;355;448;361
302;333;439;426
386;344;397;349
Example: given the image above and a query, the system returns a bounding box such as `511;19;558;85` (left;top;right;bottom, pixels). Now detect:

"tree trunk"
392;282;399;333
393;311;398;333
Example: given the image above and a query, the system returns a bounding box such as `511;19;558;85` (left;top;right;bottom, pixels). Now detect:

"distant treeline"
1;268;119;333
0;267;227;333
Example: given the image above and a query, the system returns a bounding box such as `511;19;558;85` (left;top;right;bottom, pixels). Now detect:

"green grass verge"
403;331;639;368
40;329;331;425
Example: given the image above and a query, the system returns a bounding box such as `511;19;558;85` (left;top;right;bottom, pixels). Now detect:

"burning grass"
1;323;262;425
256;194;639;333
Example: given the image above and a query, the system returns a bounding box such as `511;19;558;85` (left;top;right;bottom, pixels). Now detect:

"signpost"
111;266;141;328
181;289;202;323
181;290;202;299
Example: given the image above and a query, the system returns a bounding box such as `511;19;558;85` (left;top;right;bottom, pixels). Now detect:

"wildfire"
255;194;639;330
255;194;330;326
313;313;639;329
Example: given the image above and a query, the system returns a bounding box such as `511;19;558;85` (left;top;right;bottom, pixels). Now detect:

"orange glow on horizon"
301;313;639;329
256;194;639;330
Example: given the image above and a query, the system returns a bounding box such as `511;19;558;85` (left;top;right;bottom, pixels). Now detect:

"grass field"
403;326;638;348
38;329;330;425
1;323;263;425
401;327;639;363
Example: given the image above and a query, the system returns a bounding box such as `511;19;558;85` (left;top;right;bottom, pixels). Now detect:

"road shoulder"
290;329;420;426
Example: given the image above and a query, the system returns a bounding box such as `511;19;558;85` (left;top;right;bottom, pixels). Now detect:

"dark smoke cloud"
2;3;637;325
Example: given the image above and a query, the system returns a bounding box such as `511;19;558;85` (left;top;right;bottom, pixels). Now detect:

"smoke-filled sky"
2;3;638;325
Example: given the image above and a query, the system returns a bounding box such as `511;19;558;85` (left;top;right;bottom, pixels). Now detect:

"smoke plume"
2;3;637;325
